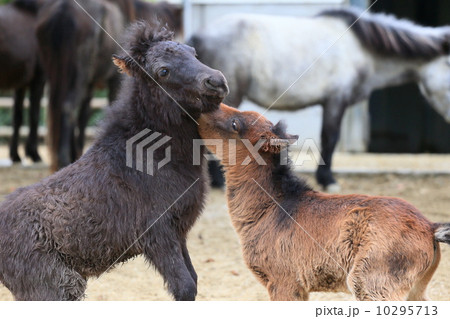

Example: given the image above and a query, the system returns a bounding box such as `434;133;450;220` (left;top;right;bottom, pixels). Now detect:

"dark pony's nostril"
205;77;221;89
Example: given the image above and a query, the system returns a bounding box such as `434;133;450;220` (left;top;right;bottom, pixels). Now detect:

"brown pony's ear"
112;54;134;76
260;121;298;153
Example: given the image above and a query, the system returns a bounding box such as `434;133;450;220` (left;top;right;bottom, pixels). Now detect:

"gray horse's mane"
319;7;450;60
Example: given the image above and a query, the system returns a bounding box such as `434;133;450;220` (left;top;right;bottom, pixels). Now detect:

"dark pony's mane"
319;7;450;60
122;20;174;66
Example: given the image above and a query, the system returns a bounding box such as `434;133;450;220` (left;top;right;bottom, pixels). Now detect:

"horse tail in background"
435;223;450;244
36;0;77;171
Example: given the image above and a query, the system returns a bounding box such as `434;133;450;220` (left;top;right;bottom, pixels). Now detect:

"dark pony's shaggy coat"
0;22;228;301
198;103;450;301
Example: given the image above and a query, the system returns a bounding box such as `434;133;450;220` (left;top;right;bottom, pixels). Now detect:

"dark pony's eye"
159;68;169;77
231;119;238;132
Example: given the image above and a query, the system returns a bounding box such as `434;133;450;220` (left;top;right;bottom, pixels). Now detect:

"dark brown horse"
0;0;45;163
36;0;134;171
134;0;182;37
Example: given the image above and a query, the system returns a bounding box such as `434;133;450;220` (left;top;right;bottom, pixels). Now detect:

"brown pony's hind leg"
267;281;309;301
347;257;412;301
407;243;441;301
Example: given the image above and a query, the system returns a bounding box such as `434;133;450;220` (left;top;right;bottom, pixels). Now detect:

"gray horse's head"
113;21;229;117
418;55;450;123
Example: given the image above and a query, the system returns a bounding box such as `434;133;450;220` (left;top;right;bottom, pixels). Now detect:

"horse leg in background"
107;72;122;104
143;233;197;301
57;104;76;170
76;85;94;159
25;68;45;163
316;102;346;192
208;160;225;188
9;87;26;163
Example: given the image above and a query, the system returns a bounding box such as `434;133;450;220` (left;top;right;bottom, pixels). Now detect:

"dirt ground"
0;152;449;301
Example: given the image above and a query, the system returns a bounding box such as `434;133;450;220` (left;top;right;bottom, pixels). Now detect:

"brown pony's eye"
231;119;238;132
159;68;169;77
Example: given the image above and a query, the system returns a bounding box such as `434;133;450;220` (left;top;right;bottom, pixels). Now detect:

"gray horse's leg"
316;103;346;192
144;233;197;301
76;84;94;159
9;87;26;163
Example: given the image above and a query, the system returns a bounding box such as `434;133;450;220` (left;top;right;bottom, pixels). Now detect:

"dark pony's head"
113;21;229;117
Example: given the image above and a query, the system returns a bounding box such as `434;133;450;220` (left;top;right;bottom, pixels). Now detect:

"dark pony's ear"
112;54;137;77
261;121;298;153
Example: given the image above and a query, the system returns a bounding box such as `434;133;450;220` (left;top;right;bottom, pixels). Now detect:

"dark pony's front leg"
180;238;197;285
10;87;26;163
25;68;45;162
143;231;197;301
316;103;346;192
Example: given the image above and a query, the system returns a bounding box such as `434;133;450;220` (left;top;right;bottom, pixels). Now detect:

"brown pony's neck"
223;151;312;232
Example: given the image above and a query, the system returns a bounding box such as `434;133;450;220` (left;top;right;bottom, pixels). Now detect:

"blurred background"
1;0;449;166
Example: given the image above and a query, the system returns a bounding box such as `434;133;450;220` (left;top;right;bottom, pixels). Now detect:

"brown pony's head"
198;103;298;165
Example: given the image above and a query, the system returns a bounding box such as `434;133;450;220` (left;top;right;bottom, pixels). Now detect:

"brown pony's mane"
319;7;450;60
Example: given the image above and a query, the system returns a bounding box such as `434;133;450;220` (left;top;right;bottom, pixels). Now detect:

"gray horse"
189;8;450;191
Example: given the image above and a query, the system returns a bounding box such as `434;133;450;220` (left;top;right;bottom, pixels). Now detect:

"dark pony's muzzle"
203;73;229;99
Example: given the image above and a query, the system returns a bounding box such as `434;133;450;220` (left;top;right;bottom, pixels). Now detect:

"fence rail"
0;97;107;138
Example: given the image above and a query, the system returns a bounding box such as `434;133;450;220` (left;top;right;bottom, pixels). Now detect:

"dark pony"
0;21;227;301
0;0;45;163
36;0;133;171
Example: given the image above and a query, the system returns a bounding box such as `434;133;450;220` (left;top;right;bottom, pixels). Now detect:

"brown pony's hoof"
325;183;341;193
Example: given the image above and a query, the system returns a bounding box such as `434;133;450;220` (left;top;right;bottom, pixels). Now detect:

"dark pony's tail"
36;0;77;171
434;223;450;244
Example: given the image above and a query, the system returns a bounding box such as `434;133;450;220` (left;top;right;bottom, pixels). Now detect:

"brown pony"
198;103;450;301
0;0;45;163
